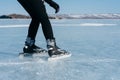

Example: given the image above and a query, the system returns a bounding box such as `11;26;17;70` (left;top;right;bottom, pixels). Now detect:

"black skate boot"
23;44;47;54
47;39;71;60
19;37;47;57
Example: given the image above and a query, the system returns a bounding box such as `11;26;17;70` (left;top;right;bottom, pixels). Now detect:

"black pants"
17;0;54;40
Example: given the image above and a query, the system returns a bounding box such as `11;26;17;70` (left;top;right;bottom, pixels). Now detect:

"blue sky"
0;0;120;15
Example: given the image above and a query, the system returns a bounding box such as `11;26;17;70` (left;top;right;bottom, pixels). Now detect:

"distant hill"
8;14;30;19
0;14;30;19
0;13;120;19
0;15;12;19
64;14;120;19
0;14;58;19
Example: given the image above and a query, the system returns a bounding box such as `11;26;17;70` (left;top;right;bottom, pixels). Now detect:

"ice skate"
19;37;47;57
47;39;71;61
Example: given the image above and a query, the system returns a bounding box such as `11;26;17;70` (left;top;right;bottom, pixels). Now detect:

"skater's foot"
48;45;69;57
23;44;47;54
23;37;47;54
47;39;70;57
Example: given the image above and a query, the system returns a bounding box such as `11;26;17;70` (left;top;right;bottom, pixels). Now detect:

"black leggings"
17;0;54;40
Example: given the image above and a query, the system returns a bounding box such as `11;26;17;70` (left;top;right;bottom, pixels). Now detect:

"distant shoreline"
0;13;120;19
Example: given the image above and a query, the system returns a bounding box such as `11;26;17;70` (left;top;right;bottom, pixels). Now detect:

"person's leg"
28;0;54;40
18;0;40;40
18;0;47;53
27;19;40;40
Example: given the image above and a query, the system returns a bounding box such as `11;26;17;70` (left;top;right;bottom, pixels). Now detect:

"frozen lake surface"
0;19;120;80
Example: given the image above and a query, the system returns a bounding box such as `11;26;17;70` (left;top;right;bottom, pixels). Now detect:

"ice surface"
0;19;120;80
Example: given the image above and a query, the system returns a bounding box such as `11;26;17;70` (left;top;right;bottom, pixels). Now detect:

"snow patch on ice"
80;23;117;26
0;24;28;28
52;23;117;27
0;23;117;28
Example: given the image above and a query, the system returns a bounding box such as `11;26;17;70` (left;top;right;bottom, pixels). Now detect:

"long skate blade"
19;52;32;59
32;52;48;57
48;53;71;61
19;52;48;59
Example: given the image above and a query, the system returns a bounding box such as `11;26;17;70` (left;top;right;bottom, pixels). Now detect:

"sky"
0;0;120;15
